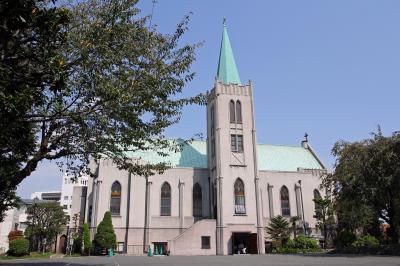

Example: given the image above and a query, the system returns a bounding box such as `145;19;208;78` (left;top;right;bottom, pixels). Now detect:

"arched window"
193;183;202;217
110;181;121;215
313;189;322;216
234;178;246;214
160;182;171;216
280;186;290;216
236;100;242;123
229;100;235;123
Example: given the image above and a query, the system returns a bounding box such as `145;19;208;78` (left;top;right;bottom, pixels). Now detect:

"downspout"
249;81;264;254
124;171;132;253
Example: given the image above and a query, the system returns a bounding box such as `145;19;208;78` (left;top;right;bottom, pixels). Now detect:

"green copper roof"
217;22;241;85
125;141;324;172
257;144;324;172
125;140;207;168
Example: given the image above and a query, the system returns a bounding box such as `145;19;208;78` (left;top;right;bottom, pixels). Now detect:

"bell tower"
207;20;264;255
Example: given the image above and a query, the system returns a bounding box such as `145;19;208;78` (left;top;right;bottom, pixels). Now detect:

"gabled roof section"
257;144;324;172
125;140;207;168
217;21;241;85
125;140;324;172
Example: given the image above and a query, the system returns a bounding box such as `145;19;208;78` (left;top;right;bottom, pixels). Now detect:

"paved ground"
0;254;399;266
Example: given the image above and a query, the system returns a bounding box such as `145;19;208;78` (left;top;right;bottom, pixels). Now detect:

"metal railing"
126;245;146;255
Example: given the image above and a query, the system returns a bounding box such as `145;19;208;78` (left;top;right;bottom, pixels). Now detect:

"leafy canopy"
1;0;203;220
322;128;400;243
0;0;69;222
25;202;68;251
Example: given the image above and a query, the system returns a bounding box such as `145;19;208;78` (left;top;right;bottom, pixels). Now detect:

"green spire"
217;20;241;85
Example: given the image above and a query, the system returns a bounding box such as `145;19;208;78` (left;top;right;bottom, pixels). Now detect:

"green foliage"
323;129;400;243
337;230;357;248
94;212;116;250
82;223;92;255
7;239;29;256
267;215;290;248
273;236;321;254
0;0;69;220
72;236;82;254
289;216;301;239
352;235;379;248
25;202;68;252
286;235;320;250
1;0;203;222
313;196;335;246
8;230;24;241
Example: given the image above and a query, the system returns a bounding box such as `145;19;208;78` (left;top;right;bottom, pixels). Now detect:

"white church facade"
84;23;327;255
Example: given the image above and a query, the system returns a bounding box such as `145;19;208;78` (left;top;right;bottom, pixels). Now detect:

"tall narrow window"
234;178;246;214
229;100;235;123
193;183;202;217
160;182;171;216
210;105;215;132
313;189;322;216
110;181;121;215
280;186;290;216
236;100;242;123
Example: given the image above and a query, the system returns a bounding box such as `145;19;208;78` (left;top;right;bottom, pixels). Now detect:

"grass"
0;252;53;260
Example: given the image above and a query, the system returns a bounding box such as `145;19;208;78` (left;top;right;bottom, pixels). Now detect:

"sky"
17;0;400;198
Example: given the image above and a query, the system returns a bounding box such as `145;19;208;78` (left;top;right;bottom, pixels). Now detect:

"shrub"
7;239;29;256
8;230;24;241
82;223;92;255
94;212;116;250
352;235;379;248
337;230;356;248
284;235;321;252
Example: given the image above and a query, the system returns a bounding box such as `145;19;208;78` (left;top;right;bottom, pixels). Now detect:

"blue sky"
17;0;400;198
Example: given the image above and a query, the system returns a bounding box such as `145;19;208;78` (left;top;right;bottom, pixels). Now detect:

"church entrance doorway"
232;232;258;255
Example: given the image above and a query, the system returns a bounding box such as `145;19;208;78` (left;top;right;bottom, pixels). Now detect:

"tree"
82;223;92;255
25;202;68;252
313;196;335;248
266;215;290;248
289;216;301;239
94;212;116;250
322;129;400;243
1;0;203;220
0;0;69;222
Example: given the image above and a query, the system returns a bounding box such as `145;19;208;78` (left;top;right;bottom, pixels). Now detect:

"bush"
273;236;322;253
337;230;356;248
285;235;320;252
94;212;116;250
7;239;29;256
82;223;92;255
8;230;24;241
352;235;379;248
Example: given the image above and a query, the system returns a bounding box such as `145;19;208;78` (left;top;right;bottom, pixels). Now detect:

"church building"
84;22;327;255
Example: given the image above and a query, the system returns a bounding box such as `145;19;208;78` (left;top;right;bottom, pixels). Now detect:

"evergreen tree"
94;212;116;250
82;223;92;255
266;215;290;248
